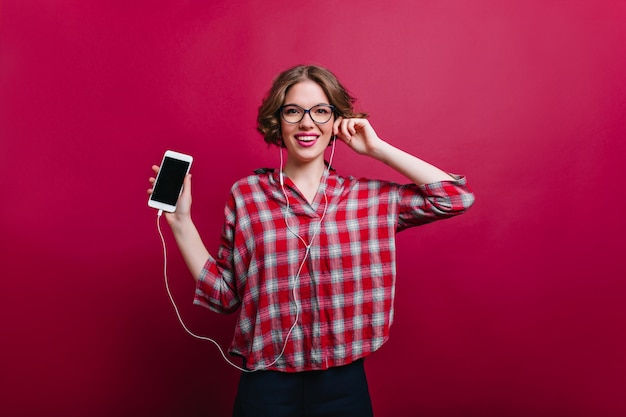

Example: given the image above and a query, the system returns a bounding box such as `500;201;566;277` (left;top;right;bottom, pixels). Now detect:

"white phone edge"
148;150;193;213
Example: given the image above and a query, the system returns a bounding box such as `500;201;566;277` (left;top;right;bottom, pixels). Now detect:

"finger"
152;165;160;174
181;173;192;194
333;117;343;136
340;119;351;140
348;119;361;136
147;176;156;195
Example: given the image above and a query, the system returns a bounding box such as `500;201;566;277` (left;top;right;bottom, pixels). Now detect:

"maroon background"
1;1;625;416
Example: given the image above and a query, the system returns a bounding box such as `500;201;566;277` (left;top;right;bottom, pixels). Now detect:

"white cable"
275;138;336;362
157;212;251;373
157;139;337;373
157;208;312;372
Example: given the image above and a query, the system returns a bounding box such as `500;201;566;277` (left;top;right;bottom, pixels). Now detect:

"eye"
282;105;302;115
313;106;331;114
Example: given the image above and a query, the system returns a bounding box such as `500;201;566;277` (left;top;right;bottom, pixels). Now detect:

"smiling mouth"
296;135;318;142
295;135;319;146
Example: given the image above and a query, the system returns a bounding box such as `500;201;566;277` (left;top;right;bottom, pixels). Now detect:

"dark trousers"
232;359;374;417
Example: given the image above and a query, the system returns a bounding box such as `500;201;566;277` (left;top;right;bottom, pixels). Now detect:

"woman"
148;65;474;416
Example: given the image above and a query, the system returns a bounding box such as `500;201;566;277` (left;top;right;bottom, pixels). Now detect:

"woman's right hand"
148;165;209;281
147;165;193;226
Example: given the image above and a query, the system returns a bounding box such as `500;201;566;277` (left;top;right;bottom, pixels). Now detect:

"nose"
299;110;315;127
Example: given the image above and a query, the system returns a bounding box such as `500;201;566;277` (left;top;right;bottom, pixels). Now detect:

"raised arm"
333;117;456;185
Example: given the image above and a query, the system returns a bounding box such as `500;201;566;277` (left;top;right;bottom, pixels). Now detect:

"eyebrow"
282;103;332;108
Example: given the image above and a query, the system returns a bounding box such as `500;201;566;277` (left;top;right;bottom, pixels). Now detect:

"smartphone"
148;150;193;213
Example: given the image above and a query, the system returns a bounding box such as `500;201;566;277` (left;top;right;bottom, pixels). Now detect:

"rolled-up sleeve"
396;174;474;231
193;196;241;314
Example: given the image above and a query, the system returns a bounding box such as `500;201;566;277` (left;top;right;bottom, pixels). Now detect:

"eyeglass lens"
281;105;334;124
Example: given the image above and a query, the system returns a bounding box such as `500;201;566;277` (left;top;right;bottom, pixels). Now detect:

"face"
280;80;334;167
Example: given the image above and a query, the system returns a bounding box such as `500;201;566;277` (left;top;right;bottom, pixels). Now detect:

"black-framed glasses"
279;104;336;124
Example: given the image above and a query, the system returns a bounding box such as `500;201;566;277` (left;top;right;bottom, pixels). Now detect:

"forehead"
284;80;329;106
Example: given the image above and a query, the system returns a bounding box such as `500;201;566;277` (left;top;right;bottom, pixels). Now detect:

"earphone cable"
157;139;337;373
157;211;251;373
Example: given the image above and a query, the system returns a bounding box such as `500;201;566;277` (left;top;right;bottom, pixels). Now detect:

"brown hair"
257;65;368;146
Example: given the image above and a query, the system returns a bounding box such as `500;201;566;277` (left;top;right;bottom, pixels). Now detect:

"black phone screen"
151;157;190;205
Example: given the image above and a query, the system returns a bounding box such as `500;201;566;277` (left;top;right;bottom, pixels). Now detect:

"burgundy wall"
1;1;625;416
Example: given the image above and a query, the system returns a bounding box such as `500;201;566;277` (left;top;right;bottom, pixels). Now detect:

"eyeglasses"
279;104;335;124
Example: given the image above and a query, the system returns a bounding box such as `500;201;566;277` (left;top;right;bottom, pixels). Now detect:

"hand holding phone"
148;150;193;213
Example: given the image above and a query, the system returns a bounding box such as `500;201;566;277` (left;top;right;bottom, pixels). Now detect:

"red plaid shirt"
194;168;474;372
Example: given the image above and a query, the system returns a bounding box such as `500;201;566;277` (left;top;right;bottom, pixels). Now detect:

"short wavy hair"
257;65;368;146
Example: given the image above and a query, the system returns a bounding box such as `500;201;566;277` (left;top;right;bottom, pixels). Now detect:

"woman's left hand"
333;117;385;156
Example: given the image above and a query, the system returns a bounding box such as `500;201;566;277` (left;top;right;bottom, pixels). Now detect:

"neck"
281;158;328;204
282;158;326;184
